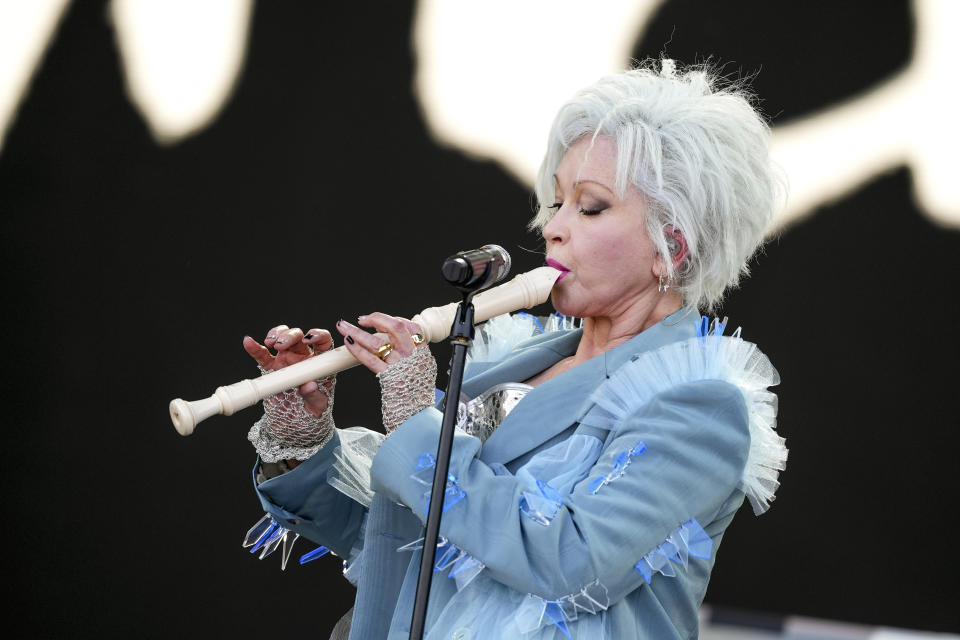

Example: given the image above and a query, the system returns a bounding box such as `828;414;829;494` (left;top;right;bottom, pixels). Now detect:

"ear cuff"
665;236;680;255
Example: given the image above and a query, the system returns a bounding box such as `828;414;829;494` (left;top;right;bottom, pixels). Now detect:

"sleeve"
254;428;368;558
369;379;750;604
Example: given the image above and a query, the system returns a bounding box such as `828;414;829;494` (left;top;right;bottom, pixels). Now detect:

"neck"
573;290;682;363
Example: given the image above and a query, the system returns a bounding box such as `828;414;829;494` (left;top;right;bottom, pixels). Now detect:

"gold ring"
376;342;394;361
411;332;425;346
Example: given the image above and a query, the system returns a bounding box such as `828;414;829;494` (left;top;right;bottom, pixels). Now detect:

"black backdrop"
2;1;957;637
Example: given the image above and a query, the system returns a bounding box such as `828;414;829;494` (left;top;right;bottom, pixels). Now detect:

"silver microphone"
441;244;512;292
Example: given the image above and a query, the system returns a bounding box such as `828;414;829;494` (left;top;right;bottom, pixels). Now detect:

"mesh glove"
248;367;336;463
376;345;437;434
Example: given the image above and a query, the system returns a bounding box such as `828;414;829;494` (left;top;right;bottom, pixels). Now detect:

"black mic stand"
408;290;477;640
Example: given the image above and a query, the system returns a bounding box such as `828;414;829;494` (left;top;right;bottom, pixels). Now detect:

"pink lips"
546;258;570;281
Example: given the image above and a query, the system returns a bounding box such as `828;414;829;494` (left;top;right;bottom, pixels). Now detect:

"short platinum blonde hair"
531;59;784;312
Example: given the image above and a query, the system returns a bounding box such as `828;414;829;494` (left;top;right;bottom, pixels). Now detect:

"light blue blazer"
255;311;751;639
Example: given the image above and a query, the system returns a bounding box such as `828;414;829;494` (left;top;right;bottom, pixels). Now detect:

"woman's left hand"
336;312;425;374
337;312;437;433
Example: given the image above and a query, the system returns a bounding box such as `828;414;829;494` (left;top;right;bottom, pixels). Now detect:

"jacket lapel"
476;309;700;465
460;329;582;400
479;352;606;464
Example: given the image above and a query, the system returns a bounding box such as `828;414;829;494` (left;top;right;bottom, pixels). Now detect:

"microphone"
441;244;512;292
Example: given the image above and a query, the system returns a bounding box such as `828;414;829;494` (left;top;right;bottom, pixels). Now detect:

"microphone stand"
408;290;476;640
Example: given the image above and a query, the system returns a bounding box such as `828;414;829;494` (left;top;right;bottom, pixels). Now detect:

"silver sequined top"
457;382;533;443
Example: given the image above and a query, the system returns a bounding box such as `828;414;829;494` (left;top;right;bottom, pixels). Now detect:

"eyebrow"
553;174;615;194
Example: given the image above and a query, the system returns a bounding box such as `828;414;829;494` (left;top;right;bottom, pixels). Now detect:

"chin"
549;291;585;319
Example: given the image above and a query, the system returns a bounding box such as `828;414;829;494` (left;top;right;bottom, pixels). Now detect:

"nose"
542;206;569;246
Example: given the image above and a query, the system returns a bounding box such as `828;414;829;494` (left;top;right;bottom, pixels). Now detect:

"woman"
243;60;786;639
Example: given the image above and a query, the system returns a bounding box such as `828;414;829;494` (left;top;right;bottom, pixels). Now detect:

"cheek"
588;235;657;286
599;237;647;270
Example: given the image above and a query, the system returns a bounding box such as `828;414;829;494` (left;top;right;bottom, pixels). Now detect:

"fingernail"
345;335;355;345
358;315;366;322
276;337;286;345
337;319;343;327
267;333;277;341
305;333;315;340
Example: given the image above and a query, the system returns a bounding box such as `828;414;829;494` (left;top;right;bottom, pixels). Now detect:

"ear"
652;225;689;276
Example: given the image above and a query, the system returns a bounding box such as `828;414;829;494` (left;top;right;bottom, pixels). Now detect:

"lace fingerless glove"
377;345;438;433
247;366;337;463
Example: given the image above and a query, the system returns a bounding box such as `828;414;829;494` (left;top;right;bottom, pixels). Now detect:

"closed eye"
579;207;604;215
548;202;562;210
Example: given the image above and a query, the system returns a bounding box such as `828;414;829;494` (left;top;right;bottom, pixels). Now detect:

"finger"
298;379;332;418
336;319;388;374
242;335;274;369
404;319;426;342
264;324;289;349
336;319;386;352
275;327;311;356
358;312;414;356
300;376;335;396
303;329;334;354
396;318;427;348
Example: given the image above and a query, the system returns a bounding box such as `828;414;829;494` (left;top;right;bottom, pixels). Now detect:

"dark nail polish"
305;333;315;340
345;335;355;345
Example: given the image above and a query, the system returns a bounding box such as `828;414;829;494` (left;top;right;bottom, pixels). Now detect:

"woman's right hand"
243;325;339;465
242;324;335;418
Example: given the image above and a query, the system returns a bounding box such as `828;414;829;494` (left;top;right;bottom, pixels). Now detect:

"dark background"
2;1;957;637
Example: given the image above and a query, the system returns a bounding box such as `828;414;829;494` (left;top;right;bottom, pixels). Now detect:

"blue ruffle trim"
586;440;647;494
300;544;331;565
633;517;712;585
400;453;485;590
397;535;486;591
519;479;563;526
242;513;332;570
514;580;610;638
412;452;466;514
696;315;732;339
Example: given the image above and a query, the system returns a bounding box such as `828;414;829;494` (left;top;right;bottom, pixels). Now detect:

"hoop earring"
658;274;670;293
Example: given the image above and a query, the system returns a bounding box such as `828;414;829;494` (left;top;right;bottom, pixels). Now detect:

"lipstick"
546;258;570;281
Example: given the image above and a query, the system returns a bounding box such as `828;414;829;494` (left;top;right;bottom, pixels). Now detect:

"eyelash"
548;202;604;216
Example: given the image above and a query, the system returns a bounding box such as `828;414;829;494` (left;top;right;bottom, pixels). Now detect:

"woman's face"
543;136;661;320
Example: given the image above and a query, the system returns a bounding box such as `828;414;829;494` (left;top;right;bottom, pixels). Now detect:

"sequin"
634;518;712;584
411;452;468;514
519;479;563;526
397;536;486;591
514;580;610;636
587;440;647;494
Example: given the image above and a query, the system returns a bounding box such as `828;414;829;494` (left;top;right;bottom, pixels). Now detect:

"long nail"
345;336;355;345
